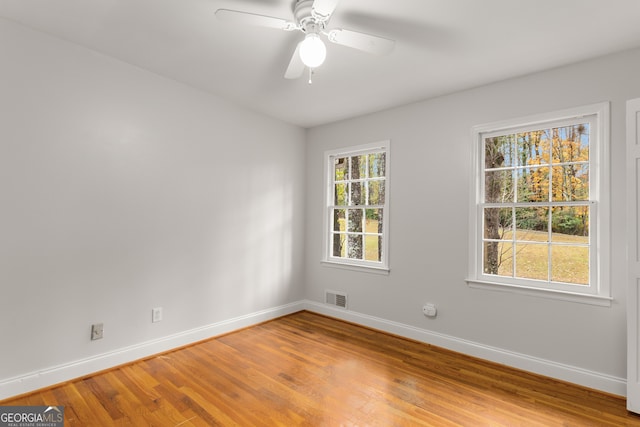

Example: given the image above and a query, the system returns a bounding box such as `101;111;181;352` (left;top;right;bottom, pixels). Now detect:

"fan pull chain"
308;68;314;84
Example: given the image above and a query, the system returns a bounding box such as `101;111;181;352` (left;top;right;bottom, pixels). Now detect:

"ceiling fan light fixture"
299;32;326;68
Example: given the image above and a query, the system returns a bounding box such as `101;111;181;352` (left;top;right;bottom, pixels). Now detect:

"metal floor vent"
325;290;347;309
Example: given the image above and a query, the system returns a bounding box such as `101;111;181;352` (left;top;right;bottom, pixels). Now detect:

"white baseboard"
0;301;305;401
302;300;627;397
1;300;626;401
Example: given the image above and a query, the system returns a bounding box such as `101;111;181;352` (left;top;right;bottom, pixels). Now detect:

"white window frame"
467;103;611;306
322;141;390;274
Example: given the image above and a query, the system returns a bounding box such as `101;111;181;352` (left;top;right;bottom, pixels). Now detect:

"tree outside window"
483;125;590;285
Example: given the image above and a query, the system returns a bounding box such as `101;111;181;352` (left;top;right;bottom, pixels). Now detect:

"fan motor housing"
294;0;322;30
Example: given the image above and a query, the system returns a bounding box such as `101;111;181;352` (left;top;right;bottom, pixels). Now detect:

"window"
468;104;610;305
323;141;390;272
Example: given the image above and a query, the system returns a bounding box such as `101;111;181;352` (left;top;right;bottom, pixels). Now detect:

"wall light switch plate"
152;307;163;323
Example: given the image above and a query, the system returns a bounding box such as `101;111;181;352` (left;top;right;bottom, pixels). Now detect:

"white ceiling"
1;0;640;128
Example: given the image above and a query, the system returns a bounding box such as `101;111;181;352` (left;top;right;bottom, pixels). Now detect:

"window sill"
465;279;612;307
321;260;390;275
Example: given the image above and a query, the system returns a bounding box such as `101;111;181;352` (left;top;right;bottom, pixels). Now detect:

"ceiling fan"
215;0;395;82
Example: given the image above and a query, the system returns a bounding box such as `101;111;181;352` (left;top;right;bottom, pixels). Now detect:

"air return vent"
325;290;347;309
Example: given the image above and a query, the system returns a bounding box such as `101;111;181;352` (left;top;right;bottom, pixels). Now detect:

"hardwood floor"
2;310;640;426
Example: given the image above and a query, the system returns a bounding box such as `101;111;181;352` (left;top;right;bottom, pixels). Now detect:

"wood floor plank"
2;310;640;426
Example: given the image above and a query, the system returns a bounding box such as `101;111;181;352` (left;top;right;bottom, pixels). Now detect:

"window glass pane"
484;208;512;239
484;207;512;276
332;233;345;257
335;157;348;181
368;153;386;178
551;124;589;164
350;182;365;205
517;166;549;202
515;207;548;241
368;181;385;205
365;209;382;232
516;130;548;167
551;165;589;202
350;155;366;180
551;206;589;238
485;170;513;203
334;183;348;205
332;209;345;232
551;245;588;285
483;241;512;276
515;243;549;281
347;235;363;259
365;235;381;262
347;209;363;232
485;136;514;169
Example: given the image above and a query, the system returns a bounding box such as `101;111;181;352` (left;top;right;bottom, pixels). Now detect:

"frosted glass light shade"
299;33;326;68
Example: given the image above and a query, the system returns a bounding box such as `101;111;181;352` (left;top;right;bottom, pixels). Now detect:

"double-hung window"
468;104;610;305
323;141;390;272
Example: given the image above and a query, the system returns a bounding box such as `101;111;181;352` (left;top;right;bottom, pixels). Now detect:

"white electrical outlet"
152;307;163;323
91;323;104;340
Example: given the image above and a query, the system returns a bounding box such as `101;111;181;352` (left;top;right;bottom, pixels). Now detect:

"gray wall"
0;17;306;391
305;48;640;390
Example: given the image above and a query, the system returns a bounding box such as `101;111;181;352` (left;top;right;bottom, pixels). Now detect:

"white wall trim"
0;301;305;401
303;300;626;397
1;299;626;401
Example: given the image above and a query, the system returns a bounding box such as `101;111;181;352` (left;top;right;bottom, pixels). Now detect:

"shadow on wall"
200;162;297;319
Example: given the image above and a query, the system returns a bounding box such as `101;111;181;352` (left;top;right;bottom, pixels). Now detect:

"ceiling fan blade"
312;0;340;21
327;28;395;55
284;43;305;79
215;9;295;31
